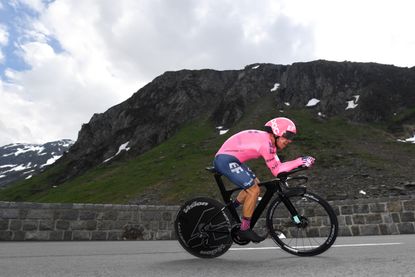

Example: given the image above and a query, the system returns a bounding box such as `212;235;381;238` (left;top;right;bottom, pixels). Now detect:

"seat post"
214;173;242;224
214;173;232;204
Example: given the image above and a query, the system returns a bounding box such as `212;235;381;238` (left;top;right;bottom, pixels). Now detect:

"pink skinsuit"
216;130;302;176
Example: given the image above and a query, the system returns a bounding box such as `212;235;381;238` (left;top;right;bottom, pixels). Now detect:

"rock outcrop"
54;60;415;183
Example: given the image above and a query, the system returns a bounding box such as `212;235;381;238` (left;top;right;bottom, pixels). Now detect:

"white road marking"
230;242;402;251
332;242;402;248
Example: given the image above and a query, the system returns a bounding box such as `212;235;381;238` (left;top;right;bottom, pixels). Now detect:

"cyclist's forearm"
268;158;303;176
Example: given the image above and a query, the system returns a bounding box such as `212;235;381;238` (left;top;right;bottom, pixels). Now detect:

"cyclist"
213;117;315;242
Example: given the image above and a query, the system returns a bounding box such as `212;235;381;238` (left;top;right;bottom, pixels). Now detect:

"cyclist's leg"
213;155;260;215
213;155;264;242
237;182;264;241
236;177;260;205
236;190;246;204
241;181;260;218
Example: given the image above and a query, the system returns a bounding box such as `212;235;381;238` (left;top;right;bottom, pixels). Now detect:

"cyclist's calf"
238;181;261;218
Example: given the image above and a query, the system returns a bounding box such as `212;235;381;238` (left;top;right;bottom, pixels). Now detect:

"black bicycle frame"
212;171;306;229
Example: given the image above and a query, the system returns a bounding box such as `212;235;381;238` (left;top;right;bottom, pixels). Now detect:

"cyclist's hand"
301;156;315;168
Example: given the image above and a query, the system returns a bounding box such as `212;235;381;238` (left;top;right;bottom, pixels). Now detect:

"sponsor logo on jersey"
229;162;243;174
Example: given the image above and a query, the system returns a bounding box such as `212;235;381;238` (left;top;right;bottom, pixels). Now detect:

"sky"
1;0;415;146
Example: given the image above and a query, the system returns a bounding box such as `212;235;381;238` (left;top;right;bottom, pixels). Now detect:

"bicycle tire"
175;197;233;258
266;192;338;256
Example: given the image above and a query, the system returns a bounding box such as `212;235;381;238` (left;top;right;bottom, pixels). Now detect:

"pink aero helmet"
264;117;297;140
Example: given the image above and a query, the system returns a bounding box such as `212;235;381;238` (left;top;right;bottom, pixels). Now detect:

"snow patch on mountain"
270;83;280;92
103;142;131;163
398;134;415;144
346;95;360;110
306;98;320;107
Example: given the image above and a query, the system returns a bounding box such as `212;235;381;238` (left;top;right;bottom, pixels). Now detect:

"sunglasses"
282;131;296;140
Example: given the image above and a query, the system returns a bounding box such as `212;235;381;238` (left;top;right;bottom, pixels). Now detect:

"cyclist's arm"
264;155;303;176
259;142;303;176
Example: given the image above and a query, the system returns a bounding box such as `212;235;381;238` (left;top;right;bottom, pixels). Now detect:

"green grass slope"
1;97;414;204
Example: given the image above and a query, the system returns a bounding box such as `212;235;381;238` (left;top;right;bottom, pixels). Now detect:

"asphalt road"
1;235;414;277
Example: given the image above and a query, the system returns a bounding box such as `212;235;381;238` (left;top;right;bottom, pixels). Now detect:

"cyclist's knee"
246;183;260;197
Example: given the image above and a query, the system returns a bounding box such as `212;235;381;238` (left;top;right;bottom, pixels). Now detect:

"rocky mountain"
0;140;74;187
1;60;414;204
57;60;415;183
279;61;415;127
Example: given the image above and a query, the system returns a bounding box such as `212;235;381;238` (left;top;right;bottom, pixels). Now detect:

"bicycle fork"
280;194;307;227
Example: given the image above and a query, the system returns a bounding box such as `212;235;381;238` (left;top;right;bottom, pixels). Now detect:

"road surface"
0;235;414;277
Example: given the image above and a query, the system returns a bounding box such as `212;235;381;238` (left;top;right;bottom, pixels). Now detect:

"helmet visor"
282;131;296;140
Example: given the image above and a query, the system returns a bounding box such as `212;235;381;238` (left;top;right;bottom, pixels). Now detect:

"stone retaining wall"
333;196;415;236
0;202;179;241
0;196;414;241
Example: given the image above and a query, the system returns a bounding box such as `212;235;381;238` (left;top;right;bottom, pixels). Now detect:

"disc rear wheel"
175;197;233;258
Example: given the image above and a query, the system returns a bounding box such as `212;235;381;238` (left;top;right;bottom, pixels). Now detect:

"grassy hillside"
1;97;414;204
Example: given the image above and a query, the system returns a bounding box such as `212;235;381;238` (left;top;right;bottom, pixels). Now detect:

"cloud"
0;24;8;45
280;0;415;67
36;0;313;80
16;0;46;12
0;78;36;144
90;0;314;78
4;0;414;146
0;0;314;145
0;38;137;145
0;24;8;64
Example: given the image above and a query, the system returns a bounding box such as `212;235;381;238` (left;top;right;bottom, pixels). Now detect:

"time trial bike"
174;166;338;258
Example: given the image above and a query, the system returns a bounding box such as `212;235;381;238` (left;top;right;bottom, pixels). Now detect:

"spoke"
268;193;337;255
311;236;323;246
306;236;316;250
300;231;304;250
274;196;329;252
295;228;299;248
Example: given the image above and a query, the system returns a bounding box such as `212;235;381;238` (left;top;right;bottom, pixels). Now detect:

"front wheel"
266;192;338;256
175;197;233;258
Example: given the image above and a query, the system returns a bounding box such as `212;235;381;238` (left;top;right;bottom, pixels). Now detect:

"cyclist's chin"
276;143;287;151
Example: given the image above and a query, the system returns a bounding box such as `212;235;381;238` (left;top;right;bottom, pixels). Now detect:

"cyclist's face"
276;136;292;150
